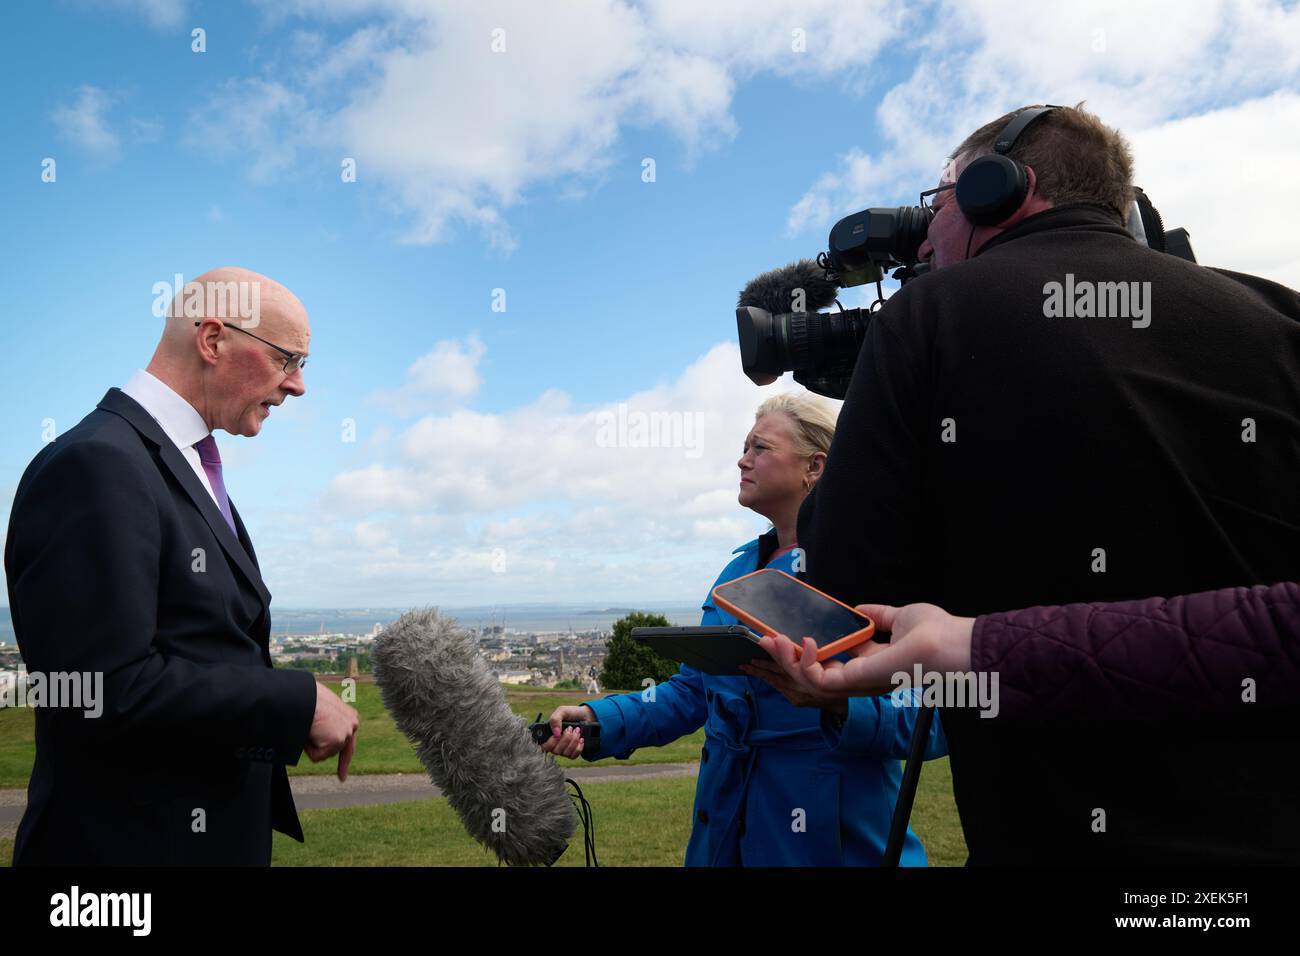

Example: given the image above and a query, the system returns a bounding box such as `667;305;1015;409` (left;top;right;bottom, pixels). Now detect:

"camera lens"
736;305;870;400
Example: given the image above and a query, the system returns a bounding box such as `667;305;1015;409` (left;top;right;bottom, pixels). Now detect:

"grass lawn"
290;681;709;776
0;681;706;788
272;775;699;866
1;757;966;867
1;678;967;866
0;706;34;790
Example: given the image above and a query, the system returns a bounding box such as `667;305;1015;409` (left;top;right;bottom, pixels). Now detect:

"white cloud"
282;339;839;604
90;0;187;29
691;515;754;542
1128;91;1300;288
184;79;317;182
51;87;167;161
366;423;394;449
129;117;164;144
785;0;1300;285
785;149;872;236
353;520;393;550
339;345;756;516
129;0;186;28
52;86;121;158
372;334;487;414
197;0;906;246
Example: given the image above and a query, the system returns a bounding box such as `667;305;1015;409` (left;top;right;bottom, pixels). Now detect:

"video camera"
737;187;1195;399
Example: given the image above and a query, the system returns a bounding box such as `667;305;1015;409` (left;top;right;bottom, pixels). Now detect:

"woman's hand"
752;602;977;698
537;704;595;759
739;658;850;713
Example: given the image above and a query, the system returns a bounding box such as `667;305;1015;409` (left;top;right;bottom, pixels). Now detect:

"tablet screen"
713;569;871;648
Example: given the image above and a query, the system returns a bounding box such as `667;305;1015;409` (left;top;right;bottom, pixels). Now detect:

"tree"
599;611;680;691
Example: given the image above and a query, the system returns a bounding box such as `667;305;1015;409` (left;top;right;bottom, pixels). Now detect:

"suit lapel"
97;388;272;610
231;501;260;570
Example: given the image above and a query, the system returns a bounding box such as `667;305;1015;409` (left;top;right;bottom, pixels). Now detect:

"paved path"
0;762;699;838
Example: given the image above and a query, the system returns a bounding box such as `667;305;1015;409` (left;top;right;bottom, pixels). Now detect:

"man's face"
915;153;1054;269
213;310;309;438
916;159;971;270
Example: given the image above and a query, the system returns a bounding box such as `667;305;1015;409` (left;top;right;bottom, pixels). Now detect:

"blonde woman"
543;393;946;865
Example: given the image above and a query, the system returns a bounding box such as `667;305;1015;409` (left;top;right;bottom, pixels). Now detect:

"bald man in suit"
6;267;359;865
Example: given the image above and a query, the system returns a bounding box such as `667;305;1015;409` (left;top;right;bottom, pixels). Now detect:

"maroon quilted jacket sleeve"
971;581;1300;719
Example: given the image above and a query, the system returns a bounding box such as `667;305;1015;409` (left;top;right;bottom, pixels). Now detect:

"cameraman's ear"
1002;165;1053;229
1022;164;1041;207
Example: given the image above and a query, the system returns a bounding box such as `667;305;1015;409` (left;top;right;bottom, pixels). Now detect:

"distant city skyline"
0;600;703;645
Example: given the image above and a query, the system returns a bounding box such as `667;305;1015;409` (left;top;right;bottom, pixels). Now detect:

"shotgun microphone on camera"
736;259;868;399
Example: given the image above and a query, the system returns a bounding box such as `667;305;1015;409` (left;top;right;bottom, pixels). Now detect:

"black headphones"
955;105;1062;226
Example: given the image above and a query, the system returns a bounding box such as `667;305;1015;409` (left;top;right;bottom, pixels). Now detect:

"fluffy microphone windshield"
372;607;577;866
737;258;840;315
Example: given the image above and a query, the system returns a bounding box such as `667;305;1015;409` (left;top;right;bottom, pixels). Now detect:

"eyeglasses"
920;181;957;215
195;320;308;373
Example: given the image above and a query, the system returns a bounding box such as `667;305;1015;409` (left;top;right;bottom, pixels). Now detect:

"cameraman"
788;103;1300;864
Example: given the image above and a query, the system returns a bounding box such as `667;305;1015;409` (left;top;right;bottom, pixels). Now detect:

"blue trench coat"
583;537;947;865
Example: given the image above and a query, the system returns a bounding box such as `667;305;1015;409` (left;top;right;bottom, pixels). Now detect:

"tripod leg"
883;704;934;866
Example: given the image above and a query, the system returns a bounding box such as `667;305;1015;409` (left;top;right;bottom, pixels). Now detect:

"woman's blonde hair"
755;392;837;458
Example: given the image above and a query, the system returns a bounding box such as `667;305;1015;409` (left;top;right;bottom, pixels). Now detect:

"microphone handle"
530;719;601;751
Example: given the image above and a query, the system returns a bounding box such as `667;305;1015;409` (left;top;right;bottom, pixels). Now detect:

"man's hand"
751;602;976;698
538;704;595;759
305;681;360;781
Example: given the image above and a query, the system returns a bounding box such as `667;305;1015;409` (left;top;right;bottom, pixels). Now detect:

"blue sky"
2;0;1297;611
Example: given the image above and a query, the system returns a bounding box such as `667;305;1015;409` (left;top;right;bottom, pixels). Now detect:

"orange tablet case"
711;568;875;662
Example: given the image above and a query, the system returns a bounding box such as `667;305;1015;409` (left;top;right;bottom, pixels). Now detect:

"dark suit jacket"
5;388;318;865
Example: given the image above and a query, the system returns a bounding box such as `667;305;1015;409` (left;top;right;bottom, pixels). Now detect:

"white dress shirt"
120;368;220;508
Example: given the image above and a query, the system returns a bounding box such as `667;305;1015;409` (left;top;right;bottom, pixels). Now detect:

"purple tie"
194;434;237;535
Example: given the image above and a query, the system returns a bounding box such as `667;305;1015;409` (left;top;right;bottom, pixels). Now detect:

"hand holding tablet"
632;570;876;676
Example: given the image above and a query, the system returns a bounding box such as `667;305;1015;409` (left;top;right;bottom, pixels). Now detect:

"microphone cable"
564;778;599;867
